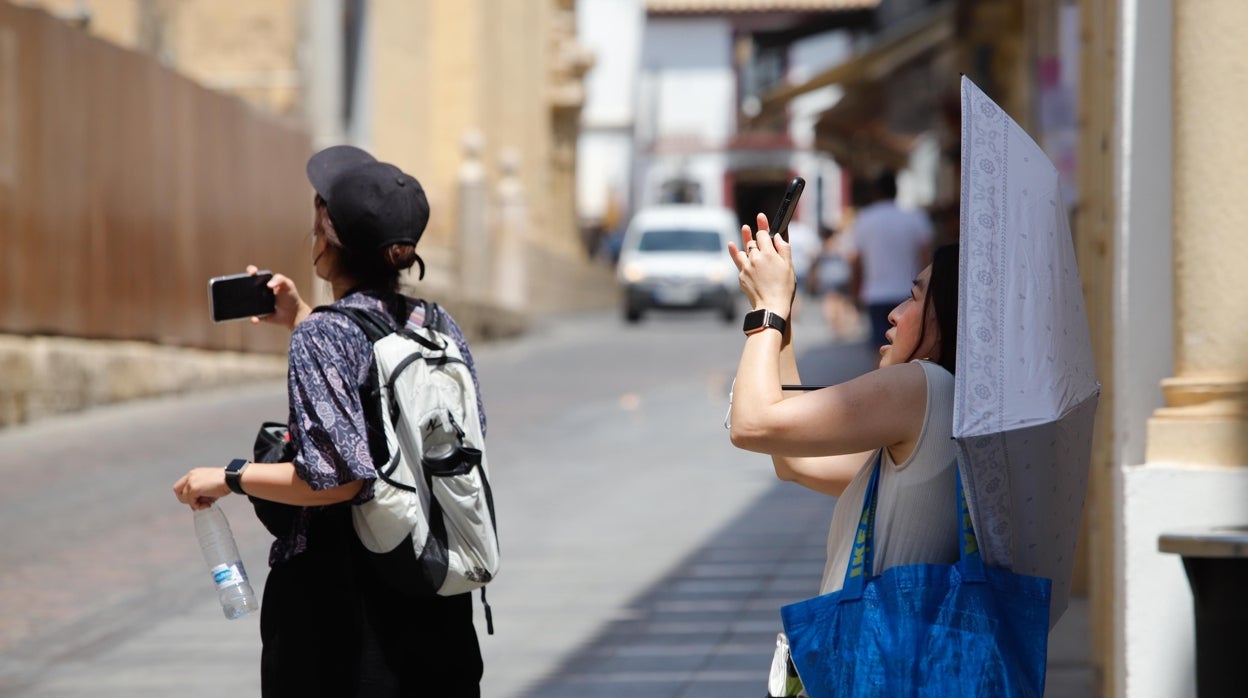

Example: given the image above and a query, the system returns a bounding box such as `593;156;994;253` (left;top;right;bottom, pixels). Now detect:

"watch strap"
224;458;249;495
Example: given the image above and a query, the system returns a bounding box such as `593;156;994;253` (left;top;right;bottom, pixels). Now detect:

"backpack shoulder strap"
311;304;392;344
315;302;451;354
396;299;451;352
420;301;462;347
422;301;450;333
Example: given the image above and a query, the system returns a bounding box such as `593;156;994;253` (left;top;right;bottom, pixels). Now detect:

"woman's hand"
728;213;796;319
173;467;230;511
246;264;311;331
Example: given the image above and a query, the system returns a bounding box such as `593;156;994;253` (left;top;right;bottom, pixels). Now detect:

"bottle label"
210;562;246;590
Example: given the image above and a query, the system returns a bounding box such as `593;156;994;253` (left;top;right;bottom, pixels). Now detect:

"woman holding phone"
728;214;962;682
173;145;484;697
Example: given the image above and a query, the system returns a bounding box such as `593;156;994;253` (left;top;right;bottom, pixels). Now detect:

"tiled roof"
647;0;878;13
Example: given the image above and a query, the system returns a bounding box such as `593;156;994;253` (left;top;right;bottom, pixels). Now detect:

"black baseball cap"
306;145;430;276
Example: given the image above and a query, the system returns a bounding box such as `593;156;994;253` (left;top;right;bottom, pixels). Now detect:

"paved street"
0;304;1091;697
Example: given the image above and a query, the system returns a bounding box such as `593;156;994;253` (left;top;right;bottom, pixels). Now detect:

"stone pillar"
299;0;344;150
547;0;592;258
494;148;528;310
457;129;489;303
1145;0;1248;466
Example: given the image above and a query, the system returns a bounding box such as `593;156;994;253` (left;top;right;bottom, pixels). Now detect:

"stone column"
547;0;592;258
457;129;489;303
1145;0;1248;466
494;148;528;310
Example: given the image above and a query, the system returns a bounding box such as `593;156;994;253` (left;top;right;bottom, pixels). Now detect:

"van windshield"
637;229;723;253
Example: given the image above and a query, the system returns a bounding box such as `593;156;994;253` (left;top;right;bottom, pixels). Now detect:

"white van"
616;205;741;323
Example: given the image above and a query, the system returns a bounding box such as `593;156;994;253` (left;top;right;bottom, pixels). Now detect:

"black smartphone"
768;176;806;242
209;271;276;322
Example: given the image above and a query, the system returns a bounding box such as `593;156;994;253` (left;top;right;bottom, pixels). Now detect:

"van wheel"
720;301;736;324
625;305;643;323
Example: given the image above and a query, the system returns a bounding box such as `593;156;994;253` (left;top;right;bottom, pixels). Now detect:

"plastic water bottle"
194;503;259;619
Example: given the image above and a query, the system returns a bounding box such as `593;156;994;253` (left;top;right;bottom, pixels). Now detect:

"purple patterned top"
269;289;484;566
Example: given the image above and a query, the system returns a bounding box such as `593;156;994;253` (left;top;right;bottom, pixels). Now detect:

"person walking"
810;224;861;342
173;145;485;697
727;214;961;692
848;171;934;350
784;218;821;324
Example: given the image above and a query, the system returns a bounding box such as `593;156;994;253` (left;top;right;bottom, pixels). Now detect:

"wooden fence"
0;3;313;354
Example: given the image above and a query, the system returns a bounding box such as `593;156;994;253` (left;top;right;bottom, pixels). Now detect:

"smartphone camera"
770;177;806;243
209;272;276;323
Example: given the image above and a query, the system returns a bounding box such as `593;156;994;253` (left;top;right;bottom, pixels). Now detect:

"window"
638;230;724;253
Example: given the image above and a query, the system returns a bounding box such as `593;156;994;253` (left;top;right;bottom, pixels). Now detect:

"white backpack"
316;301;499;631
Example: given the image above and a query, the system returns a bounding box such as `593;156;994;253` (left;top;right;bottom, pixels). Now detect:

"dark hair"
907;243;959;373
314;195;419;291
874;170;898;200
850;177;876;208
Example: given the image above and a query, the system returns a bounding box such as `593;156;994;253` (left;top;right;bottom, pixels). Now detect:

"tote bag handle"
840;452;986;599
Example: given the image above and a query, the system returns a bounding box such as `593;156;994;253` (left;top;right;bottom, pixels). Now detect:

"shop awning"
812;79;915;173
756;1;954;116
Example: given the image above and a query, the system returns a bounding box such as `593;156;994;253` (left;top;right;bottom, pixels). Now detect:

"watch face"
743;309;785;335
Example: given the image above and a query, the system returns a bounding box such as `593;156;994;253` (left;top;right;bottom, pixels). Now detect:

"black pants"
260;508;483;697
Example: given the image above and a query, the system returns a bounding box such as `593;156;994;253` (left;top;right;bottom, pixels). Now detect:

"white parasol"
954;76;1100;627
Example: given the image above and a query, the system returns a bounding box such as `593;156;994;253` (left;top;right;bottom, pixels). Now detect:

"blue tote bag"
780;453;1051;698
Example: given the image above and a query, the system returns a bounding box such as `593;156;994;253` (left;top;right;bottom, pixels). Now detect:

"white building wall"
1118;467;1248;698
633;18;735;208
576;0;644;220
641;19;735;145
579;0;643;126
642;17;734;210
1112;0;1172;473
579;132;635;224
652;66;736;145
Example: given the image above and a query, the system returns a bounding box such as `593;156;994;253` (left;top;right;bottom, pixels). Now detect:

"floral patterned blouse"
269;289;484;566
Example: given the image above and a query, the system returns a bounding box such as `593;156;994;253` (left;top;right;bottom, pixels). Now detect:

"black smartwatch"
224;458;249;495
742;309;787;336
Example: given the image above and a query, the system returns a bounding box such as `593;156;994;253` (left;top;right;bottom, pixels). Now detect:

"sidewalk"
517;476;1093;697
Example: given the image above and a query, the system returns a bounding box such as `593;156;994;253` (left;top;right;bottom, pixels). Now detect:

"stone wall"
0;334;286;428
0;256;619;429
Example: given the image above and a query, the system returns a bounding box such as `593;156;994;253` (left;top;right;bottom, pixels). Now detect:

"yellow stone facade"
1146;0;1248;467
17;0;600;309
14;0;302;114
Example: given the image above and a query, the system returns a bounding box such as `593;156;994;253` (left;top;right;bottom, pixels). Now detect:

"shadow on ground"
518;341;877;698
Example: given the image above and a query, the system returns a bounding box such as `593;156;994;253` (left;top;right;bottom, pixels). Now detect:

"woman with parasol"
732;79;1090;697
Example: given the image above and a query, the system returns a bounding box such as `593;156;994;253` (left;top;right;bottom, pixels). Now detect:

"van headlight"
621;263;646;283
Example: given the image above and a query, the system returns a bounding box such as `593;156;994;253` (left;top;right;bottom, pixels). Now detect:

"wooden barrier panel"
0;3;313;354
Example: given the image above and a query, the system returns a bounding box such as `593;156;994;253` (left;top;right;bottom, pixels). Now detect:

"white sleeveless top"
819;361;960;594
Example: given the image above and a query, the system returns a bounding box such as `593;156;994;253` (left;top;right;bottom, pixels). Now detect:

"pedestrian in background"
785;218;821;323
173;145;485;697
810;224;861;342
786;219;821;300
848;171;934;350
